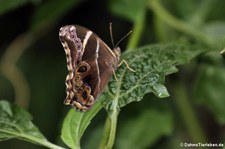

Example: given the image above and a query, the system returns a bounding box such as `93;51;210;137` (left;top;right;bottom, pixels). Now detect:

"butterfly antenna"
115;30;132;48
110;22;132;48
109;22;115;48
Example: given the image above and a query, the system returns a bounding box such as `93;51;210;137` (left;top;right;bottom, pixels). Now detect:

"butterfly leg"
113;69;119;83
118;60;135;72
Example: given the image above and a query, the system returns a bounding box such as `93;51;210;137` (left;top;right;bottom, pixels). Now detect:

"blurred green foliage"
0;0;225;149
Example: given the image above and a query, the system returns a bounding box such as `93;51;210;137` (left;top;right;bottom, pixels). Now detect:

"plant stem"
172;83;207;143
127;10;146;51
99;111;118;149
106;110;118;149
24;137;65;149
99;99;119;149
148;0;215;48
99;115;111;149
40;140;66;149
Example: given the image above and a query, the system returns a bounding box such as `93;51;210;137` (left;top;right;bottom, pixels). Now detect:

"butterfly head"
112;47;121;62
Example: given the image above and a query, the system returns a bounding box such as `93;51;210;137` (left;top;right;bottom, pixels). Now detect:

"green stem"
172;83;207;143
99;115;111;149
106;110;118;149
39;140;66;149
99;109;118;149
127;10;146;50
99;95;119;149
148;0;215;48
25;137;65;149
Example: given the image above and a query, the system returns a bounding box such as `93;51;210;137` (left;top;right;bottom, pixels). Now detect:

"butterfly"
59;25;121;111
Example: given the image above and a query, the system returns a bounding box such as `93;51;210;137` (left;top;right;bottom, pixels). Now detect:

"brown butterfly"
59;25;122;111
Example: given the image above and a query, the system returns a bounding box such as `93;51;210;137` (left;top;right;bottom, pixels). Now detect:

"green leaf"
109;0;148;21
0;100;64;149
61;100;102;149
0;100;46;141
102;43;205;112
115;108;173;149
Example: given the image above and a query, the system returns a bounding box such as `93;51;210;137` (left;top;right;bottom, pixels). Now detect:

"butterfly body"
59;25;120;111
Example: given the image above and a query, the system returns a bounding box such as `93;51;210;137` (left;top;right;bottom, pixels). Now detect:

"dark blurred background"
1;0;225;149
